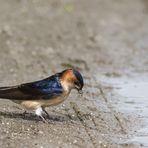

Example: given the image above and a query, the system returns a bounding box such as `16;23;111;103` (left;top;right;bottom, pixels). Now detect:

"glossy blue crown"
73;69;84;88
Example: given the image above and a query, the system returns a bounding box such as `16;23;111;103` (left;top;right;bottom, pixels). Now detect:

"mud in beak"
74;83;83;95
75;87;83;95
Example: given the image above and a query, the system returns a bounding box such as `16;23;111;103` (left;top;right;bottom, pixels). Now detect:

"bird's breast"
16;92;69;110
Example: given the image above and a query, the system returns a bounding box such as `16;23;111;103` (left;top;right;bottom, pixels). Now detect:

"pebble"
73;139;77;144
62;104;65;107
53;128;57;132
39;131;43;134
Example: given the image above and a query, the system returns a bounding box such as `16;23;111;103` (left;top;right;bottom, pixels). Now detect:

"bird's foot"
35;107;51;124
39;115;50;124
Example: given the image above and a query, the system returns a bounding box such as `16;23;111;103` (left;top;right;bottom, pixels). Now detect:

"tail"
0;86;19;99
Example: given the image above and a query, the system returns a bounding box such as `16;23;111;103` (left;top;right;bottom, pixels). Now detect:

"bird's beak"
74;84;83;95
75;87;83;95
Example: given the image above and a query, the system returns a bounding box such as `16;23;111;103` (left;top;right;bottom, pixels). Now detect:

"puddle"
96;74;148;147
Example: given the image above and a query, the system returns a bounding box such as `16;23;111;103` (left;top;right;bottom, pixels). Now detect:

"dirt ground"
0;0;148;148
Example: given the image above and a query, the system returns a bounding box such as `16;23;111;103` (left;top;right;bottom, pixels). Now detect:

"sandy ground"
0;0;148;147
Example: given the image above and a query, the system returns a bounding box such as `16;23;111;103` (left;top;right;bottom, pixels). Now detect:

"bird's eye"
74;81;79;86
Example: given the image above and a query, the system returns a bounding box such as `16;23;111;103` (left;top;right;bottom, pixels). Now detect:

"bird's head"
60;68;84;94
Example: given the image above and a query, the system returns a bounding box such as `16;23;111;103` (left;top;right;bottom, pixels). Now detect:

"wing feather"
0;74;63;100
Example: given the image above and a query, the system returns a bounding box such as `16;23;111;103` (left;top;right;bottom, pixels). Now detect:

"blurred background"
0;0;147;83
0;0;148;147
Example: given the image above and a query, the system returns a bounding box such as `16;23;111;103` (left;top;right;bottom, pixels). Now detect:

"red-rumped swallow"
0;68;84;123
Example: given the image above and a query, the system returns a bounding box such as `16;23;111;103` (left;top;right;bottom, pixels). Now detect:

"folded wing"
0;74;63;100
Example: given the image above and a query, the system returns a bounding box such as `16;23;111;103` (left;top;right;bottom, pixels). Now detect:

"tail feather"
0;86;19;99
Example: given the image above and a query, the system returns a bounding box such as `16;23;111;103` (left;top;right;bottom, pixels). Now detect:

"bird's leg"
39;114;49;124
22;110;27;119
35;107;49;124
42;107;50;118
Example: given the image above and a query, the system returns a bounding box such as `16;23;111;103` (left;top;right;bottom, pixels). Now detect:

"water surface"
97;74;148;147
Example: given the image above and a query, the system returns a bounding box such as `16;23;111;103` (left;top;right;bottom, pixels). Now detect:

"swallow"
0;68;84;123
